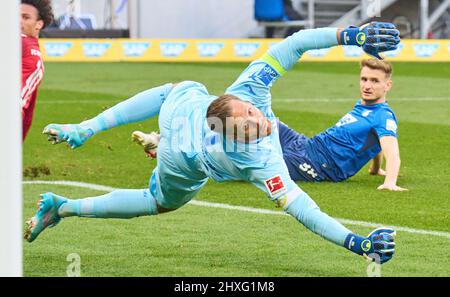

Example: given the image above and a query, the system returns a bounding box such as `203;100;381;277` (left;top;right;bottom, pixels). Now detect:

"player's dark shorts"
278;121;327;182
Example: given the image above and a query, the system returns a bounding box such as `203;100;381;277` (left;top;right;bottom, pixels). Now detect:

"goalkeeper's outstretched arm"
282;182;396;264
248;153;397;264
262;27;342;75
263;22;400;75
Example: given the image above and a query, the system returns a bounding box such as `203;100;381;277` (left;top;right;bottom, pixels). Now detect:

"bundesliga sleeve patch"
264;175;287;197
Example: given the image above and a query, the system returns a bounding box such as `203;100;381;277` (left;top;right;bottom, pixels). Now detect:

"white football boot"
131;131;160;159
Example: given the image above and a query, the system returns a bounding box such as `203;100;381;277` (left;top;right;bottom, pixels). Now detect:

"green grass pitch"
23;62;450;276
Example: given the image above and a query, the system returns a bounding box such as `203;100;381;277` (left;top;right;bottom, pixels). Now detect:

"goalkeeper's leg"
24;187;171;243
43;83;174;149
24;158;206;242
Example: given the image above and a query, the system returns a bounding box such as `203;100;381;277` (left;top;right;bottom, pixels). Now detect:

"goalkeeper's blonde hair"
360;59;393;77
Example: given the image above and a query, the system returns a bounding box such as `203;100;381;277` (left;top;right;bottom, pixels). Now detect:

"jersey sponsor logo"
264;175;287;197
362;110;372;117
122;42;150;57
160;42;188;57
83;42;111;57
197;42;224;57
233;42;260;57
336;113;358;127
44;42;72;57
412;43;439;57
386;119;397;133
307;48;330;57
384;43;404;58
249;64;278;86
30;49;41;57
299;163;318;179
343;45;364;57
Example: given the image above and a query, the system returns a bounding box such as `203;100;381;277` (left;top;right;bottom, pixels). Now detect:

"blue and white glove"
345;227;396;264
340;22;400;59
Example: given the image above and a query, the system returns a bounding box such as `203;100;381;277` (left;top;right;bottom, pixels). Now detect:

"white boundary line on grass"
276;97;450;103
23;180;450;239
40;96;450;105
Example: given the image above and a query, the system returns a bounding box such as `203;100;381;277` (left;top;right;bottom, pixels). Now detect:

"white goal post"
0;0;22;277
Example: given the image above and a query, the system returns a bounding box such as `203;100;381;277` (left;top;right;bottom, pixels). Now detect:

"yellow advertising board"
39;39;450;62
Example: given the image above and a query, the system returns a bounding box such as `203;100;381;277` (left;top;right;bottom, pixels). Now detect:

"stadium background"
23;0;450;277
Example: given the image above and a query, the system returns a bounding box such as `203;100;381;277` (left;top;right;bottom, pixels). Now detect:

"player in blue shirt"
25;23;399;265
279;58;407;191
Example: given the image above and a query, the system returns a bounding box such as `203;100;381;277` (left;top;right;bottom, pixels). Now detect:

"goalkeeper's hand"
340;22;400;59
363;227;396;264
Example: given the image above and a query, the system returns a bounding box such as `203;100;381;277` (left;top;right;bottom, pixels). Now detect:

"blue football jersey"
306;100;398;181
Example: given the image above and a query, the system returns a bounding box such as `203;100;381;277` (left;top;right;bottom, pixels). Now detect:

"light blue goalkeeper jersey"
162;28;344;209
160;75;292;206
152;28;352;247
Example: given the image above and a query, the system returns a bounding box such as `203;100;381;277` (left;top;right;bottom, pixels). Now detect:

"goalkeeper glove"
345;227;396;264
340;22;400;59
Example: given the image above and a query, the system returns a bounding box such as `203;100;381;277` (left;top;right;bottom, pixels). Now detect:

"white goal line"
275;97;450;103
38;96;450;105
23;180;450;239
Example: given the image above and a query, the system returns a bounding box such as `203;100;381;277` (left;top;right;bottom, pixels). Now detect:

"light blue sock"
285;191;351;246
58;189;158;218
79;83;173;135
267;27;338;72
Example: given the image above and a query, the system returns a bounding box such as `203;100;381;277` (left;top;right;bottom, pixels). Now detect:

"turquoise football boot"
24;193;67;243
43;124;93;149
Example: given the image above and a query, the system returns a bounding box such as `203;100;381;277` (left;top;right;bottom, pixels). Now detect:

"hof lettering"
234;42;260;57
412;43;439;58
82;42;111;58
122;42;150;57
197;42;224;57
44;42;72;57
160;42;188;57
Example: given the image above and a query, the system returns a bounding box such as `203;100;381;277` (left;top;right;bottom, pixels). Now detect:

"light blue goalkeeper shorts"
148;81;211;210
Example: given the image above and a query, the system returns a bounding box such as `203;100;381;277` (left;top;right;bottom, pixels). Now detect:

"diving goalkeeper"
26;23;399;265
